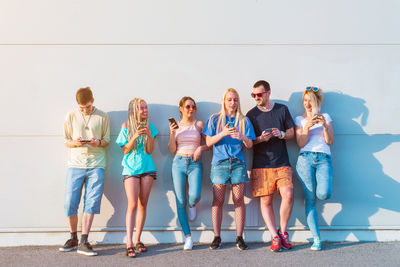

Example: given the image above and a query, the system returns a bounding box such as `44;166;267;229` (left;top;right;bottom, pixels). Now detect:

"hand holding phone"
168;118;179;130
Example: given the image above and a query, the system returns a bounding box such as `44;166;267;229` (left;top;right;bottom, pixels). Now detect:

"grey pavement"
2;242;400;267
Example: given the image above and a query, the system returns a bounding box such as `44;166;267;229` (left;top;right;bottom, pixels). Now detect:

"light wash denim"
64;168;105;217
171;155;203;236
210;158;249;185
296;152;333;237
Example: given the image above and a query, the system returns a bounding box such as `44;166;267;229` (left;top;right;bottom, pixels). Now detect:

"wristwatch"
279;131;285;139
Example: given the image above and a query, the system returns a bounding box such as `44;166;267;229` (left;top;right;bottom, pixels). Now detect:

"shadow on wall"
284;91;400;241
99;93;400;244
102;102;221;244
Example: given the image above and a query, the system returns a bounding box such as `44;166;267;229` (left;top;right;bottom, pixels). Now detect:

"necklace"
81;107;95;130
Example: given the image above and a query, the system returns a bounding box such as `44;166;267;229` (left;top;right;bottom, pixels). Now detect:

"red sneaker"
270;236;282;252
278;230;292;250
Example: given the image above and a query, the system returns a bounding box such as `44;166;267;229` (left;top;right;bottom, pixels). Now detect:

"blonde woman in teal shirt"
116;98;158;258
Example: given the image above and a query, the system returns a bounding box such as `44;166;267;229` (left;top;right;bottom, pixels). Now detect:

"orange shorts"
250;166;293;197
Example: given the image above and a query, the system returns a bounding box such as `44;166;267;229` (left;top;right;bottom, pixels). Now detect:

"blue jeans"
64;168;105;217
171;155;203;236
296;152;333;237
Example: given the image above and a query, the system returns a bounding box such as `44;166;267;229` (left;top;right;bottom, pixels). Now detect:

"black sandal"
126;247;136;258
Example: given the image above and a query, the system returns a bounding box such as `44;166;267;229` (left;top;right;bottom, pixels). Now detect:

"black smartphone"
264;128;273;133
168;118;179;129
81;140;91;143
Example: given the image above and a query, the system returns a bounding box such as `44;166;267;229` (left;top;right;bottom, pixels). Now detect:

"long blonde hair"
303;88;323;115
210;88;246;135
127;98;149;153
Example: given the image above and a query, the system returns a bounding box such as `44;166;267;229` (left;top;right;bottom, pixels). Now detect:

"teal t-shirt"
116;123;159;176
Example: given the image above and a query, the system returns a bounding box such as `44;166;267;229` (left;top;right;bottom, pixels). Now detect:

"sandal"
126;247;136;258
135;242;148;253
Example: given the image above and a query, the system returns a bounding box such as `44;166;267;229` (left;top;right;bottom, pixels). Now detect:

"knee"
127;201;138;212
317;191;331;200
138;199;149;210
212;197;225;207
233;196;244;207
260;197;273;208
188;195;200;207
281;190;294;203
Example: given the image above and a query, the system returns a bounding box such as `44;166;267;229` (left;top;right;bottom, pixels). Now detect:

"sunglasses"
251;91;267;98
185;105;197;110
306;86;320;92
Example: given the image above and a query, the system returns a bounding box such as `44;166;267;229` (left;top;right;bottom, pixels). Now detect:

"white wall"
1;0;399;246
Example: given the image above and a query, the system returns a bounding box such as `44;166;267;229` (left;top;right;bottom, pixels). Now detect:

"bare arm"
295;125;309;148
254;131;272;145
317;115;334;145
146;129;155;154
242;135;253;149
168;122;178;154
65;139;83;148
98;140;109;148
322;122;334;145
196;121;211;152
283;127;295;140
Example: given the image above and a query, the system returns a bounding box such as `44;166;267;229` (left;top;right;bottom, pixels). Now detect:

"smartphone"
81;140;91;143
168;118;179;129
138;121;146;129
264;128;273;133
227;121;234;128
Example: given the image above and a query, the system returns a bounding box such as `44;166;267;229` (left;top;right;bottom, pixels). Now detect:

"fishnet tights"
212;183;246;237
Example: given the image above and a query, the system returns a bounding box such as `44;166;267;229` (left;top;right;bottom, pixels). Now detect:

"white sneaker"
188;206;197;221
183;236;193;251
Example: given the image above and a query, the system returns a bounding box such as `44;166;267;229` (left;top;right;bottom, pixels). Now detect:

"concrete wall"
0;0;399;246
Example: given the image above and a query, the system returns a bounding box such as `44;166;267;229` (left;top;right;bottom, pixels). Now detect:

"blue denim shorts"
210;158;249;185
64;168;105;217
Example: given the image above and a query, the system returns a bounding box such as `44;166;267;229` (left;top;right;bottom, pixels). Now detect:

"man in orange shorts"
246;80;295;252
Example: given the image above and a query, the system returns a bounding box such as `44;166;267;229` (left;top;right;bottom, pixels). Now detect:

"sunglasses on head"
306;86;319;92
185;105;197;110
251;91;267;98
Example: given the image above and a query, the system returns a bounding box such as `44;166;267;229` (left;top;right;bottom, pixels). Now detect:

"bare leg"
67;215;78;233
232;183;246;237
81;213;95;235
211;184;226;236
279;187;293;233
134;176;154;245
124;178;140;248
260;195;278;237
